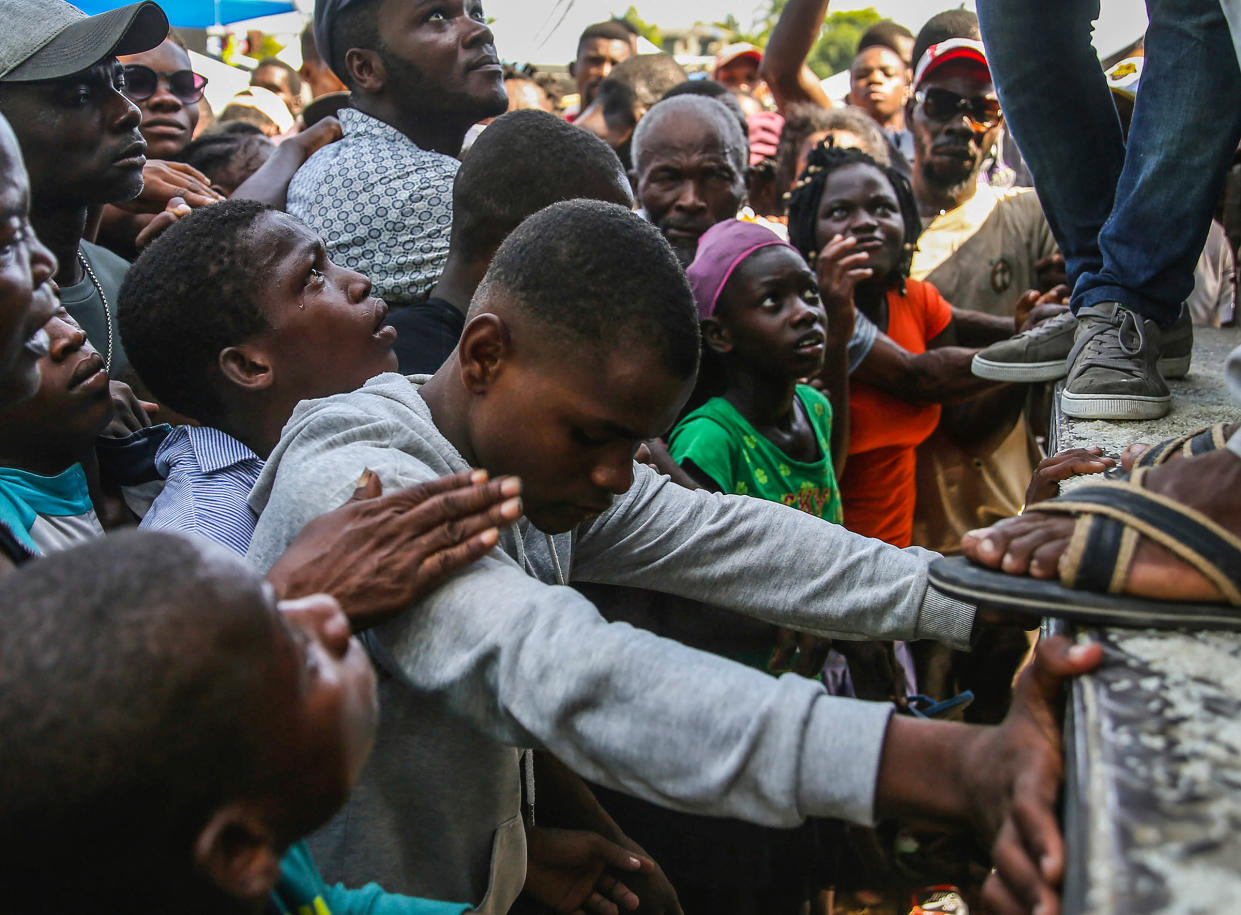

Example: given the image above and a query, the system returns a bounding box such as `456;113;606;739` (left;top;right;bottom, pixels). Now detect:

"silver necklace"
77;250;114;373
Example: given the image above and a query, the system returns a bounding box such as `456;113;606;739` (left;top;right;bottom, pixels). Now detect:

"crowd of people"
0;0;1239;913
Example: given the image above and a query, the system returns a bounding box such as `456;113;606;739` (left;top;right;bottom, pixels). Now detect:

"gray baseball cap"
0;0;168;83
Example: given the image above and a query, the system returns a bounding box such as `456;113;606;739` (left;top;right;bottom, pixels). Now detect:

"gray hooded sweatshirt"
247;373;975;912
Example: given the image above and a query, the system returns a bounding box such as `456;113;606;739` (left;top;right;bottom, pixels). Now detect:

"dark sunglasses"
121;64;208;104
915;87;1002;130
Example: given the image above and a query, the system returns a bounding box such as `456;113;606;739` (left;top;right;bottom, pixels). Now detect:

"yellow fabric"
913;185;1058;317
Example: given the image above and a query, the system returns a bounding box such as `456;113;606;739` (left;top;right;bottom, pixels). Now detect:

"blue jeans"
976;0;1241;327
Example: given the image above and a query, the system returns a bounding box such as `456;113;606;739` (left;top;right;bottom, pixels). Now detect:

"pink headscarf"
686;220;796;319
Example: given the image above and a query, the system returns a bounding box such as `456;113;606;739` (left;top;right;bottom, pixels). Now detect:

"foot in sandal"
957;443;1241;614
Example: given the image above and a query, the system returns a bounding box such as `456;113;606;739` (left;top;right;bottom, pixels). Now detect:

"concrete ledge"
1052;325;1241;914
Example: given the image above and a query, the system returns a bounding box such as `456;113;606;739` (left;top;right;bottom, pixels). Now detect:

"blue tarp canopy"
75;0;296;28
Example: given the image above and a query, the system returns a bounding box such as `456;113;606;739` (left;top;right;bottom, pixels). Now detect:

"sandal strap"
1028;472;1241;605
1186;423;1231;457
1135;422;1233;467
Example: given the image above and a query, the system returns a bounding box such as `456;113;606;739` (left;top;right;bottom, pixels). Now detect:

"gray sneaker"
971;302;1193;382
1158;302;1193;378
971;309;1077;381
1060;302;1170;420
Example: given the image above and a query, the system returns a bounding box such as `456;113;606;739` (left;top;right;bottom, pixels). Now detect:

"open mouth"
68;352;106;389
793;330;826;355
370;299;391;332
370;299;398;344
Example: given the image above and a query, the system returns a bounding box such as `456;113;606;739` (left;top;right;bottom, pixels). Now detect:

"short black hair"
775;102;889;199
0;531;280;912
911;10;980;71
218;102;278;134
214;119;267;137
253;56;303;95
661;79;750;150
857;20;914;58
452;110;630;262
178;129;274;190
328;0;381;87
578;19;636;51
473;200;700;379
787;144;920;288
601;53;687;111
301;21;323;64
118;200;274;425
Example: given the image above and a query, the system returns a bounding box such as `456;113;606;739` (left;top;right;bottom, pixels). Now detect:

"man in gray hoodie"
247;199;1097;915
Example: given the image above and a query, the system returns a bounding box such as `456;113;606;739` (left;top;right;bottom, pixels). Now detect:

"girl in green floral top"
669;219;847;522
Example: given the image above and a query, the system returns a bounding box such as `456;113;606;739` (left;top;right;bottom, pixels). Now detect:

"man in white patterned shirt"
288;0;508;305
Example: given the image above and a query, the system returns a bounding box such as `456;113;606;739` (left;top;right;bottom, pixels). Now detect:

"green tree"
624;2;880;77
807;9;882;76
618;5;663;48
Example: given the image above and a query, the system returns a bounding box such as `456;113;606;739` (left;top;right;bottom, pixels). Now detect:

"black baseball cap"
0;0;168;83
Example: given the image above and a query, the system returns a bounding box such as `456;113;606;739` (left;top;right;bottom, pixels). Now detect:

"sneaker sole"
1158;352;1192;379
1060;391;1171;420
971;354;1068;382
972;351;1191;383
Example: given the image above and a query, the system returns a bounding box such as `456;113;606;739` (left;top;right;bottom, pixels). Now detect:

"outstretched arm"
874;636;1102;915
232;117;343;209
759;0;834;112
853;334;1002;404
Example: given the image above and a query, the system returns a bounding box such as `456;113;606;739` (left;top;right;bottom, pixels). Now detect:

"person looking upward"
287;0;508;305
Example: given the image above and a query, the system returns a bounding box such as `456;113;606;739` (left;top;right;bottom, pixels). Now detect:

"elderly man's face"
636;111;746;266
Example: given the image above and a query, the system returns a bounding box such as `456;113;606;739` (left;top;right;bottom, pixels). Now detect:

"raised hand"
266;468;522;630
101;380;158;437
118;159;224;212
815;234;870;335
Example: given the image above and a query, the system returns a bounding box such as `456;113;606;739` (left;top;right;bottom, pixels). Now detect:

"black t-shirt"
387;296;466;375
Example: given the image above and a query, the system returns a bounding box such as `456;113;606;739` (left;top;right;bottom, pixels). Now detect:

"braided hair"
786;143;921;291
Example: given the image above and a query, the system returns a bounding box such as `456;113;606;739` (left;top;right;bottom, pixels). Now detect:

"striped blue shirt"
141;426;263;556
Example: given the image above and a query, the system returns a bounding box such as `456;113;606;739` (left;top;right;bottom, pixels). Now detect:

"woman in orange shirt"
788;145;972;548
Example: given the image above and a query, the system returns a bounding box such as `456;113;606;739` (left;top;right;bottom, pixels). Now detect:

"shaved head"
632;95;748;176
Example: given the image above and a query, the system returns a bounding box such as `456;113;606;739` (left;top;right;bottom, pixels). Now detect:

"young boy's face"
0;308;114;451
465;315;695;533
248;211;399;401
0;117;58;406
265;590;378;837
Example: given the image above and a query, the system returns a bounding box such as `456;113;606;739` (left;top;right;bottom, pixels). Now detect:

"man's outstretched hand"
876;636;1101;915
967;636;1103;915
266;468;522;630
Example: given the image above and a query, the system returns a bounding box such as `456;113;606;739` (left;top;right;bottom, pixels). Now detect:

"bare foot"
963;448;1241;603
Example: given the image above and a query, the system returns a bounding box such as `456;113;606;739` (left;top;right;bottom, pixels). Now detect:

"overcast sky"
484;0;1149;68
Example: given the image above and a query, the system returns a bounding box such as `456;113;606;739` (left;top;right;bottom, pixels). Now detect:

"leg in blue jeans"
978;0;1241;328
976;0;1123;303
